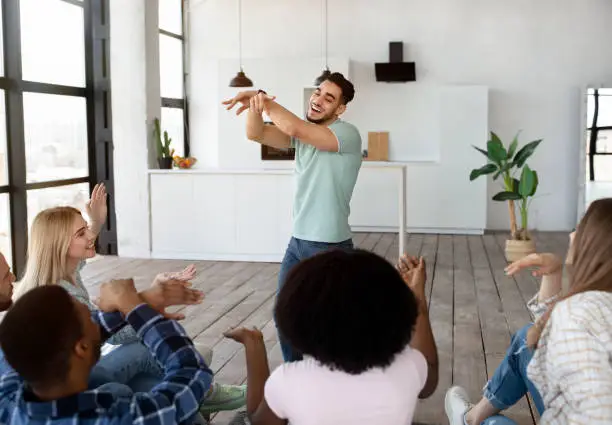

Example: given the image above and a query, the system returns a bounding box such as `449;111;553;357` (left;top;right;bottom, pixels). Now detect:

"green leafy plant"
153;117;173;159
469;131;541;240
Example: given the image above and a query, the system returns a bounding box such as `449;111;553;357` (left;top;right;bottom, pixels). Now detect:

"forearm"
410;298;439;398
538;271;563;301
247;109;265;141
265;101;302;138
244;338;271;416
89;220;104;237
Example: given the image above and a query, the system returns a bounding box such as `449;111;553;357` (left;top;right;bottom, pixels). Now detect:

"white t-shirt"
264;346;427;425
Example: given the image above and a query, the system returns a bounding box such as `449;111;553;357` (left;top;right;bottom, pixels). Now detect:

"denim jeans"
276;236;354;362
90;342;205;424
481;324;544;425
88;341;163;390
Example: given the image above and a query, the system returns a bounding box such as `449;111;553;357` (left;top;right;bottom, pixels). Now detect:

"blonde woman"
12;183;247;416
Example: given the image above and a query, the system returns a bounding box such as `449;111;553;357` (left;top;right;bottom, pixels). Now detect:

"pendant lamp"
314;0;331;86
229;0;253;87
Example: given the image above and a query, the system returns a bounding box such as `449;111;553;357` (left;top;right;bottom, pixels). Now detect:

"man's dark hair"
325;72;355;105
274;249;418;374
0;285;84;387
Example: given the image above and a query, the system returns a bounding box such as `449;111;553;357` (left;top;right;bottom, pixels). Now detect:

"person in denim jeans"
276;237;354;361
445;234;573;425
223;73;363;362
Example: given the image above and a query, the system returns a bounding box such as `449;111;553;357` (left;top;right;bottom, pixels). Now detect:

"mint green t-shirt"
291;119;363;243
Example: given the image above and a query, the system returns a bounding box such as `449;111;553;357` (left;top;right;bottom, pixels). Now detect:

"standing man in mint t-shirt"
223;72;362;362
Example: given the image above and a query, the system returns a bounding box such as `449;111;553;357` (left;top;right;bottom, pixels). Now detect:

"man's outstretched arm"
247;95;291;149
223;90;291;149
263;96;339;152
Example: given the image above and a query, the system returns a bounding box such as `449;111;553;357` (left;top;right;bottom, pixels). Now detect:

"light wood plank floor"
81;232;569;425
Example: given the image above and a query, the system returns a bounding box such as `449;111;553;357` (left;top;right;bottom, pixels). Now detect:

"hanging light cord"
238;0;243;70
324;0;328;69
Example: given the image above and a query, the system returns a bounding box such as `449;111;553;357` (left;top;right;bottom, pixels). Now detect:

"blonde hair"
12;206;82;301
528;198;612;347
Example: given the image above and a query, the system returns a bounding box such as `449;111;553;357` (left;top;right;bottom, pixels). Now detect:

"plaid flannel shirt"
0;304;213;425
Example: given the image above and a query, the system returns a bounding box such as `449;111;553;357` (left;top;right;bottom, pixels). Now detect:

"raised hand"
85;183;108;229
141;280;204;320
153;264;196;287
397;254;426;300
504;253;563;277
221;90;259;115
223;326;264;345
250;92;276;115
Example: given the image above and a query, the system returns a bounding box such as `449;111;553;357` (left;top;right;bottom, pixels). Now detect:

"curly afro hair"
274;248;419;374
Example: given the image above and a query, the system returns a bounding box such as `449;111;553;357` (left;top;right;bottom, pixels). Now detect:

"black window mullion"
589;90;600;181
85;0;116;255
159;4;189;158
159;28;183;41
2;0;28;274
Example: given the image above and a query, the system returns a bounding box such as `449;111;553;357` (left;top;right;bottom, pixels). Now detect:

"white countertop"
148;161;411;175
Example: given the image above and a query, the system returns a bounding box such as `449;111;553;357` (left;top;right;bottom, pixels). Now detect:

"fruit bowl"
173;156;197;169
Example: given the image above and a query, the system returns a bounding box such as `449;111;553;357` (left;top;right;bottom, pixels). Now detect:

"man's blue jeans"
480;324;544;425
89;341;163;391
276;236;354;362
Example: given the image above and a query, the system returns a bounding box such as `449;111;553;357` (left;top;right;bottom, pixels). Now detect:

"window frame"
0;0;116;275
587;90;612;181
159;0;189;157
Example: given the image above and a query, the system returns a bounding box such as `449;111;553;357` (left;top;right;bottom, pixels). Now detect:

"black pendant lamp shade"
229;70;253;87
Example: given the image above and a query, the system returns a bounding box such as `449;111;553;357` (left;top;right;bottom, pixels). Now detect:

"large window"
587;89;612;181
159;0;188;158
0;0;115;274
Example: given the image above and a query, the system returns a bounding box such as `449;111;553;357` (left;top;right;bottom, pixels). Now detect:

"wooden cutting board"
366;131;389;161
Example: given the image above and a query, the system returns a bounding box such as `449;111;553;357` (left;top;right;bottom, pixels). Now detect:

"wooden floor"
81;232;569;425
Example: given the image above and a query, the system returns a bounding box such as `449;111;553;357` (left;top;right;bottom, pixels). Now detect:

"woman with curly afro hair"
224;248;439;425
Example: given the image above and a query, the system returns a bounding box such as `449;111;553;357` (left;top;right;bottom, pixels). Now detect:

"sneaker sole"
200;397;247;414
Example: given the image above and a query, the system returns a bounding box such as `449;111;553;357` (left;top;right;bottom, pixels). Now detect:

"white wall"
110;0;159;257
188;0;612;231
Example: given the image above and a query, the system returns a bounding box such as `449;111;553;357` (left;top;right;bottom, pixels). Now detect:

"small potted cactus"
153;118;173;169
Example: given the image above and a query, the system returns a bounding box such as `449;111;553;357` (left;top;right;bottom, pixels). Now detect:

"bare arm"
264;98;338;152
245;93;291;149
411;297;439;398
247;107;291;149
398;255;439;399
224;328;287;425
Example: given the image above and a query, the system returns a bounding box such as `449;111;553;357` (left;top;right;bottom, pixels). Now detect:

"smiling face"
306;80;347;125
68;214;96;262
0;253;16;311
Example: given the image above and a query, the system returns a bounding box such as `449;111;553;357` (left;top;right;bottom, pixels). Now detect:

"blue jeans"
89;342;163;390
276;236;354;362
90;342;204;424
481;324;544;425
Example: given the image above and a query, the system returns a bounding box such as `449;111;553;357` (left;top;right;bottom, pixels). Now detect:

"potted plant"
469;131;542;262
154;117;173;169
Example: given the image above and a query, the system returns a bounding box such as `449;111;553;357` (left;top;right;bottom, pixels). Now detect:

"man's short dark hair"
274;249;418;374
325;72;355;105
0;285;84;386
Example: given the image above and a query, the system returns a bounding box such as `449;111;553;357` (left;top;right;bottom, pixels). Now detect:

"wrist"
244;334;265;348
117;293;144;315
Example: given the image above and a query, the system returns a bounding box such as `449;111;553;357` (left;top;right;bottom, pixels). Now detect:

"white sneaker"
445;386;472;425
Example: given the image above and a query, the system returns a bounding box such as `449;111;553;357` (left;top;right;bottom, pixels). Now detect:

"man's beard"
307;112;334;124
